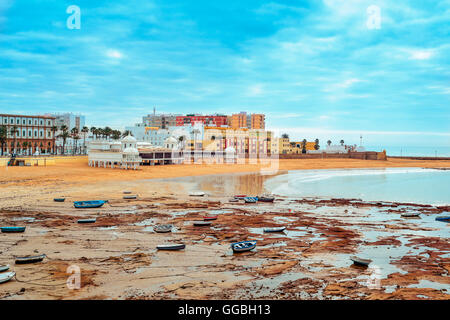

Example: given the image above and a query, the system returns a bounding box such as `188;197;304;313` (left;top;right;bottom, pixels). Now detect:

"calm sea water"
265;168;450;205
366;146;450;157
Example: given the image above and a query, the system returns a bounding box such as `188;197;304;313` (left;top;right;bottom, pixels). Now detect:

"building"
51;113;86;131
142;113;179;129
0;114;56;155
176;114;228;127
229;112;266;129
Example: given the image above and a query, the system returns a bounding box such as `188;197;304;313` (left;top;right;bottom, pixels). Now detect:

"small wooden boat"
258;195;275;202
189;191;206;197
234;195;247;200
156;243;185;251
203;216;218;221
229;198;239;203
0;272;15;284
263;226;286;233
231;241;257;253
54;198;65;202
401;212;420;218
193;221;212;226
74;200;107;208
123;195;138;200
244;197;258;203
350;256;372;267
1;226;26;233
0;265;10;272
15;254;46;265
435;216;450;222
123;191;132;194
77;218;97;224
154;224;172;233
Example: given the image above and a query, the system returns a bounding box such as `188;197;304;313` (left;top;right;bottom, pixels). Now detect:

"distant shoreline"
388;156;450;160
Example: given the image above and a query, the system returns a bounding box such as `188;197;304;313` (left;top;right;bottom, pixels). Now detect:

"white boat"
263;226;286;233
193;221;212;226
189;191;205;197
0;272;15;284
156;244;185;250
401;212;420;218
154;224;172;233
0;265;9;272
350;256;372;266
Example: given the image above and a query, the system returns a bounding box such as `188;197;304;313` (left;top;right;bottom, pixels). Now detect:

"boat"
193;221;212;226
350;256;372;267
435;216;450;222
154;224;172;233
73;200;107;208
189;191;206;197
231;240;257;253
156;243;185;251
0;272;15;284
123;195;138;200
123;191;132;194
401;212;420;218
263;226;286;233
1;226;26;233
77;218;97;224
258;195;275;202
203;216;218;221
229;198;239;203
244;197;258;203
54;198;65;202
234;195;247;200
0;265;9;272
15;254;46;265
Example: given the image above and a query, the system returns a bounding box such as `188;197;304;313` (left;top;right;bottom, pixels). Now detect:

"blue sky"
0;0;449;148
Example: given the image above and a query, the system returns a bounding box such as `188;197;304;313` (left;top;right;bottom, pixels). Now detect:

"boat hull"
231;241;257;253
264;227;286;233
0;272;15;284
77;219;96;224
0;265;10;272
193;221;212;226
154;225;172;233
435;216;450;222
1;227;26;233
156;244;185;250
15;254;46;265
350;256;372;266
54;198;65;202
74;200;107;209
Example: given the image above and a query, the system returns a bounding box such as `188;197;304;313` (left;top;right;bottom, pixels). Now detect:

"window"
40;120;43;126
23;119;26;125
29;120;31;125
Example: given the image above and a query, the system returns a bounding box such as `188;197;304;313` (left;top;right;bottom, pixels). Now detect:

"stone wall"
279;151;387;160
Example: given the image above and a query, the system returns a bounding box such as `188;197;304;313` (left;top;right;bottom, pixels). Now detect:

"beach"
0;157;449;300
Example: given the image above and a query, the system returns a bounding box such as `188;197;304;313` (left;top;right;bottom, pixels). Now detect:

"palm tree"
327;140;332;147
71;127;79;155
111;130;121;140
10;125;18;154
0;125;7;156
122;130;132;138
103;127;112;140
90;127;97;139
81;126;89;154
340;139;345;146
314;139;320;150
51;125;58;154
58;125;69;155
281;133;289;139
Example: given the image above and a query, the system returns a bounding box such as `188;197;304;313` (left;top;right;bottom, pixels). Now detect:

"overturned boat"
156;243;185;251
15;254;46;265
263;226;286;233
77;218;97;224
0;272;15;284
1;226;26;233
350;256;372;267
74;200;108;209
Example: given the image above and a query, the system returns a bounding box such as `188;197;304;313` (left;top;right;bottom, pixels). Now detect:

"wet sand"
0;157;449;299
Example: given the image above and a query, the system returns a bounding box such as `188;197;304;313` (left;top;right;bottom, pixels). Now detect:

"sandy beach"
0;157;449;300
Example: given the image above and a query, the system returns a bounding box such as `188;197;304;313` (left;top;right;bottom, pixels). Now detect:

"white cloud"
408;49;434;60
106;49;123;59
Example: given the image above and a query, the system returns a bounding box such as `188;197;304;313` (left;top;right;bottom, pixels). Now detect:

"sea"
366;146;450;157
264;167;450;206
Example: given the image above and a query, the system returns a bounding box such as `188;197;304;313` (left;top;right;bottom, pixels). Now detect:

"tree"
90;127;97;139
314;139;320;150
0;125;7;156
58;125;69;155
340;139;345;146
51;125;58;154
10;125;18;154
103;127;112;140
71;127;79;155
81;126;89;154
122;130;132;138
111;130;121;140
301;139;307;154
327;140;332;146
281;133;289;139
22;141;28;155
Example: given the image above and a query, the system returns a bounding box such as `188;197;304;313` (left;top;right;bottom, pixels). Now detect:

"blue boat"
1;226;26;233
54;198;65;202
435;216;450;222
73;200;108;209
244;197;258;203
231;240;257;253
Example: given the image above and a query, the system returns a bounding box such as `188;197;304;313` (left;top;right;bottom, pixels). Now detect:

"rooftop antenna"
153;106;156;116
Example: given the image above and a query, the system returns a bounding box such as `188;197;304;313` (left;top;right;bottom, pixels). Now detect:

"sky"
0;0;449;148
